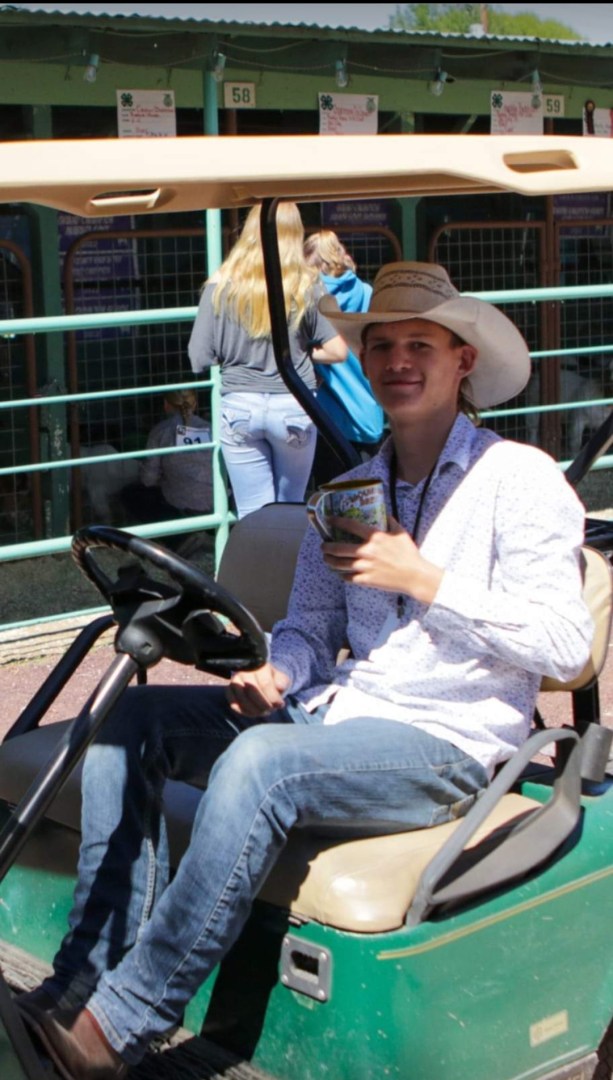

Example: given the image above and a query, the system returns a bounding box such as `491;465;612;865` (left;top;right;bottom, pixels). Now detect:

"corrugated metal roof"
0;5;606;48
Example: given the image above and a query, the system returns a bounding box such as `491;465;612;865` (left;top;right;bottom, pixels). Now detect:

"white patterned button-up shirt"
271;414;593;775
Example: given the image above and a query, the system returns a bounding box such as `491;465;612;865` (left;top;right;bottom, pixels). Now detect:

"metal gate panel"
0;239;42;544
63;226;229;529
429;220;547;445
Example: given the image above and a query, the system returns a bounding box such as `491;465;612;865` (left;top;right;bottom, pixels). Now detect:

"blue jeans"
43;685;488;1065
220;391;317;518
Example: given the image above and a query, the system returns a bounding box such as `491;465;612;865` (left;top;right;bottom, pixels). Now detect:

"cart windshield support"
260;197;361;473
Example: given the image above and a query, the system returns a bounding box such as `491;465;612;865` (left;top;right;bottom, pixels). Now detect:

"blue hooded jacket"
315;271;384;445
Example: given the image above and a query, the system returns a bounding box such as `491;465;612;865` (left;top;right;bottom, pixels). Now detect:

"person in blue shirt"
304;230;384;482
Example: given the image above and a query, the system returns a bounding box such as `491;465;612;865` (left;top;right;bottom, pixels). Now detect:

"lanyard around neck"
389;449;437;544
389;449;437;618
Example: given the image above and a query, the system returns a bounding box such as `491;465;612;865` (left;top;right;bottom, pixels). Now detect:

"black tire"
594;1015;613;1080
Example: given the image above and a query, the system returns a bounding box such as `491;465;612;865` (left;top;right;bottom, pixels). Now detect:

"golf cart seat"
0;505;610;933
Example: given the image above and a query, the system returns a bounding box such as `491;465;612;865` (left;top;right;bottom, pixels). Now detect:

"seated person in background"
120;389;213;546
16;262;593;1079
304;229;385;483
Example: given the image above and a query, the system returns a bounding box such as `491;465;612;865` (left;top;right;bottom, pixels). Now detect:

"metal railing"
0;282;612;633
0;305;231;568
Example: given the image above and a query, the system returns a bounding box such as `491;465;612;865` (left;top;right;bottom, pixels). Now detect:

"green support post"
203;64;231;568
399;111;420;260
24;104;69;538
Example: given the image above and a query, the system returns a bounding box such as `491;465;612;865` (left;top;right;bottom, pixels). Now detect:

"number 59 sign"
223;83;256;109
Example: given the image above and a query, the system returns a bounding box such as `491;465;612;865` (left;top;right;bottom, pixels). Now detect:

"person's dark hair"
448;331;480;423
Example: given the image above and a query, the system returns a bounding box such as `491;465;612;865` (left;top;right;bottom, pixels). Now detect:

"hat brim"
319;294;531;409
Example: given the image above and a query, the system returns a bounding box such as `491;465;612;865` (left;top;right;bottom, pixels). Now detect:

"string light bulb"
83;53;99;84
531;68;542;109
429;69;448;97
335;58;348;89
211;50;226;83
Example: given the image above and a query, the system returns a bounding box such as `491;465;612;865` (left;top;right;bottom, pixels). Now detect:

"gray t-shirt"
187;282;337;394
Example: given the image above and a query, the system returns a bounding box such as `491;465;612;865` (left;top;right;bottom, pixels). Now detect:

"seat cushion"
0;722;539;933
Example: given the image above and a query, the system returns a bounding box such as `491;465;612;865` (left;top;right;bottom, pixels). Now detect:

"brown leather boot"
14;986;57;1011
18;1001;128;1080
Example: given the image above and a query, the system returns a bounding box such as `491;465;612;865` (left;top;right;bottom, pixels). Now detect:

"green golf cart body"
0;134;611;1080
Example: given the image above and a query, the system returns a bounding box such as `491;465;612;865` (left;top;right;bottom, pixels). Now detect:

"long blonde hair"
210;203;318;338
304;229;356;277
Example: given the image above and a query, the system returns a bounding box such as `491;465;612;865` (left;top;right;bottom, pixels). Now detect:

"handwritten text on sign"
490;91;543;135
319;93;378;135
117;90;176;138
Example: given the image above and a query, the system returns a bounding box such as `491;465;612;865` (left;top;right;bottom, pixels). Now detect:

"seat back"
541;545;613;692
217;503;308;632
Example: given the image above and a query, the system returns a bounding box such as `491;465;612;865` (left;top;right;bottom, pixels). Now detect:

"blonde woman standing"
188;203;346;518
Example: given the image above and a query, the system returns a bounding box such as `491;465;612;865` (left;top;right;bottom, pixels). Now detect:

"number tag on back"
176;425;210;447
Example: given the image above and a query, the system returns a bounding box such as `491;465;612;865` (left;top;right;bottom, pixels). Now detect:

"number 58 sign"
223;83;256;109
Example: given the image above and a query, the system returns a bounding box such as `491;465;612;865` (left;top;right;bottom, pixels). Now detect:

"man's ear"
458;344;477;377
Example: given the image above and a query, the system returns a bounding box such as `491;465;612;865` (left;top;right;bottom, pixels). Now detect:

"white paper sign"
583;107;613;137
117;90;176;138
319;93;378;135
490;91;543;135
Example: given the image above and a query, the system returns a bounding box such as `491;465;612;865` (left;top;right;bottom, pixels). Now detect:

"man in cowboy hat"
18;263;593;1077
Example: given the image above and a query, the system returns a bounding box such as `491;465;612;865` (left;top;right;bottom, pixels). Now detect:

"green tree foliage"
389;3;580;40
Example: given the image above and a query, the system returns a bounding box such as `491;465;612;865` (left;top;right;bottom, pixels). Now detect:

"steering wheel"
72;525;268;677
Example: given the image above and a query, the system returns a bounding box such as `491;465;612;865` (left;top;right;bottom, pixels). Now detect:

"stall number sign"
544;95;565;117
223;83;256;109
176;425;211;446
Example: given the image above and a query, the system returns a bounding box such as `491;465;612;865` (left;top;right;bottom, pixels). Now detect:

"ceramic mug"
307;478;388;542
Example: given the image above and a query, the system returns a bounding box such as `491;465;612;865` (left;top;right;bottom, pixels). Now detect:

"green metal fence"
0;283;612;635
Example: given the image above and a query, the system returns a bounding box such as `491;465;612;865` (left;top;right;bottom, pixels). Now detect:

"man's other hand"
227;663;291;718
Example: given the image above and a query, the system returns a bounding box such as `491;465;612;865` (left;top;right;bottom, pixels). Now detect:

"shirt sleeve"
188;284;218;372
424;457;594;683
271;525;348;693
303;289;342;348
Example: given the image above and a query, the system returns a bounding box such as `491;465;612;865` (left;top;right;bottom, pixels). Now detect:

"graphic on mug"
307;479;387;541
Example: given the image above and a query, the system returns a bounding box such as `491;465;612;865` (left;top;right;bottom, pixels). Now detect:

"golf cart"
0;134;611;1080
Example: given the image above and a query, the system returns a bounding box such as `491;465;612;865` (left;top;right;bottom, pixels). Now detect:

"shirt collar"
373;413;477;489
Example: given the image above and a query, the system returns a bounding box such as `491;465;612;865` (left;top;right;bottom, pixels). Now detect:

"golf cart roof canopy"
0;134;611;218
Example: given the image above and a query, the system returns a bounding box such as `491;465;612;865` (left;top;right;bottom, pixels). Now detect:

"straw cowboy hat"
319;261;531;409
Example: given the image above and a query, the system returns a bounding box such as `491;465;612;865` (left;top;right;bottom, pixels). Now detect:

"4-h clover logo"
120;93;134;108
366;97;376;113
491;93;503;109
320;94;334;111
163;94;173;108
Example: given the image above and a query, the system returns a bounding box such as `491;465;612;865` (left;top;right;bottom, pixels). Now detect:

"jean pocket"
221;406;252;446
283;412;315;448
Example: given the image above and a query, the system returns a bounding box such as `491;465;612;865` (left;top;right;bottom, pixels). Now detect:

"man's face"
359;318;477;421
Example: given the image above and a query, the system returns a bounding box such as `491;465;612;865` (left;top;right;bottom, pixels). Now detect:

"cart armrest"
405;727;582;927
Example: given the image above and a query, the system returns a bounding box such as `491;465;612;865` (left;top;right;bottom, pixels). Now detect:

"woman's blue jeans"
43;684;488;1065
220;391;317;518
